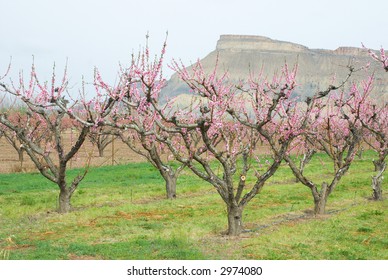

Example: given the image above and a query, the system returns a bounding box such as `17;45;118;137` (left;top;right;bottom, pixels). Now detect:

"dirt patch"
79;208;189;228
3;244;35;251
67;253;101;260
0;132;147;174
115;209;181;220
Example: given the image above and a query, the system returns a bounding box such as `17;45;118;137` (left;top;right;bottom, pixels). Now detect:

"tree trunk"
18;149;24;170
373;159;385;172
313;182;329;215
356;147;364;159
314;196;328;215
165;174;177;199
58;188;72;213
18;149;24;162
372;177;383;201
372;161;385;201
227;205;244;236
98;145;104;157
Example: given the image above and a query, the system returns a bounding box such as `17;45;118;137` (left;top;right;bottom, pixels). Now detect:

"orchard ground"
0;130;146;174
0;142;386;260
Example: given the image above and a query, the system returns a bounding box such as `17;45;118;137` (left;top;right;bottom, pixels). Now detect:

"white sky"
0;0;387;88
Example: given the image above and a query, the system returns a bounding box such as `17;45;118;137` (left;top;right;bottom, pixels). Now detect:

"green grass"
0;151;387;260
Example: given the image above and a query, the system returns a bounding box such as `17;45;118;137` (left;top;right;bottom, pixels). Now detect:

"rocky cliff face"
161;35;387;101
216;35;309;53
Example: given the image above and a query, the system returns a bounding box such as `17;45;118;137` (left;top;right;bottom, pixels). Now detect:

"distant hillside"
161;35;387;102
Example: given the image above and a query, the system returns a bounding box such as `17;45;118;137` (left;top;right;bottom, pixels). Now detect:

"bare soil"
0;131;146;174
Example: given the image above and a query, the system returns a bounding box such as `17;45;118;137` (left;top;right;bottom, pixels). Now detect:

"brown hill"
162;35;387;101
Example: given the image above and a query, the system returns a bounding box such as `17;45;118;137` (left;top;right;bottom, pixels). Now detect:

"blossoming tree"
144;58;308;235
92;40;187;199
360;46;388;200
283;67;367;214
0;63;117;213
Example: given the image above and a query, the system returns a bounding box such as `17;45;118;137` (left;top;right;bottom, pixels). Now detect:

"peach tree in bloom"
0;63;117;213
93;40;187;199
0;111;54;170
357;84;387;200
356;46;388;200
88;126;116;157
362;98;388;200
143;58;310;235
266;63;376;215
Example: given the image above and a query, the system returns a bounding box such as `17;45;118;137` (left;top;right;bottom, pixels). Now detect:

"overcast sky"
1;0;387;87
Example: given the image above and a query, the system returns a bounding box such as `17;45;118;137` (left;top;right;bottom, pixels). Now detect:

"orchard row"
0;41;386;235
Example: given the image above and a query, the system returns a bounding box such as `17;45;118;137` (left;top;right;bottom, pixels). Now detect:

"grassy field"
0;151;387;260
